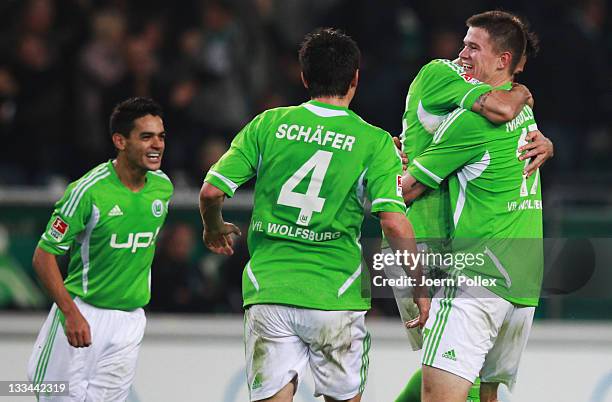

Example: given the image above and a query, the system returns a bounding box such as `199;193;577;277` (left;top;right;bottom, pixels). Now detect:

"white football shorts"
27;297;146;401
421;283;534;390
244;304;370;401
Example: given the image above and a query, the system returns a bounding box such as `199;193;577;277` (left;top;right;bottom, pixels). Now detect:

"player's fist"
511;82;534;108
64;308;91;348
204;222;242;256
406;285;430;329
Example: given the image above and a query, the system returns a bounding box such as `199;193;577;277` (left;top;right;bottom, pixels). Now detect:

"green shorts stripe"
427;285;457;365
423;284;457;365
422;286;450;364
36;312;61;387
34;309;61;387
359;332;371;394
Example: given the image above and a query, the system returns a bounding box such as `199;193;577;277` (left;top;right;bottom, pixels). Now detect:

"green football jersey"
409;96;543;306
205;100;405;310
38;160;173;310
400;59;492;245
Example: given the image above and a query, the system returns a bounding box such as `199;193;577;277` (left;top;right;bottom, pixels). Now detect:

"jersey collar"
107;159;150;193
306;99;350;111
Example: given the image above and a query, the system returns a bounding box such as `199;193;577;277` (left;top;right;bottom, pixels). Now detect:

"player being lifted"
385;11;554;402
401;11;545;402
27;98;173;401
200;28;429;402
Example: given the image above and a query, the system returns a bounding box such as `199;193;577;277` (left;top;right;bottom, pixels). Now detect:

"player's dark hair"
298;27;360;98
466;11;539;73
109;97;163;137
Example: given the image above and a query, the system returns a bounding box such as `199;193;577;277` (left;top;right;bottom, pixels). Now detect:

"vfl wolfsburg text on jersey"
206;100;405;310
38;160;173;310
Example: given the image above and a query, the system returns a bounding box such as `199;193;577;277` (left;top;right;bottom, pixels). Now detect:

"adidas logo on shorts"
442;349;457;361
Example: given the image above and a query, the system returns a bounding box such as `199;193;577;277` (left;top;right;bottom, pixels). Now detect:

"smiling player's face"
458;27;500;84
122;114;166;172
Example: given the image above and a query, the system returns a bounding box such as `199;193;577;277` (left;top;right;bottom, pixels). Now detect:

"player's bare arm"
32;247;91;348
199;182;241;256
519;130;554;177
471;82;533;124
401;172;428;204
379;212;430;328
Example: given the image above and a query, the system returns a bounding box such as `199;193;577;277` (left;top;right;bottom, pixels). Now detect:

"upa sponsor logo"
110;227;160;253
49;217;69;241
152;199;164;217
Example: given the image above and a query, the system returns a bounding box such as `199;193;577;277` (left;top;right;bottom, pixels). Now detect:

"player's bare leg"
256;376;297;402
421;365;472;402
324;393;362;402
480;382;499;402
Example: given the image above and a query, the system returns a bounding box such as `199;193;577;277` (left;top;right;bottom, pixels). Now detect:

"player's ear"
499;51;512;71
300;71;309;89
351;69;359;89
112;132;127;151
514;53;527;75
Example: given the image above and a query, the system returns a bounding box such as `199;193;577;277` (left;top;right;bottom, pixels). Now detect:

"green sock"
394;368;481;402
394;369;422;402
467;377;481;401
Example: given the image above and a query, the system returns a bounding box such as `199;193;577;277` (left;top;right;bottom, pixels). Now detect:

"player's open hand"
64;308;91;348
204;222;242;256
406;286;430;329
519;130;554;177
393;137;409;171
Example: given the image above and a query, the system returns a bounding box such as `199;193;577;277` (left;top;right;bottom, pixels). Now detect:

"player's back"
450;106;543;305
208;100;404;311
442;106;542;240
413;102;543;305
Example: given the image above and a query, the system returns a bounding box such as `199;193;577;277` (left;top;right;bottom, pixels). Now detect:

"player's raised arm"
418;59;531;126
32;247;91;348
471;82;532;124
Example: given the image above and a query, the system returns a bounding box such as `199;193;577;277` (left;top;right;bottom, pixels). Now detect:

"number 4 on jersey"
277;150;333;226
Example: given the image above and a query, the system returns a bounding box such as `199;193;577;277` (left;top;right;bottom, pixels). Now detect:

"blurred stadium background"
0;0;610;401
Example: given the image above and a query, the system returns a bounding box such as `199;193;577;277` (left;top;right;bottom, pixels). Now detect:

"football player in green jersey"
27;98;173;401
200;28;429;402
390;11;554;402
401;11;544;402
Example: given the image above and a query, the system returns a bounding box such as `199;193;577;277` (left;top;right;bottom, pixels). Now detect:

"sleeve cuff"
460;84;492;109
408;161;442;189
370;198;407;216
38;239;69;256
204;170;238;197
